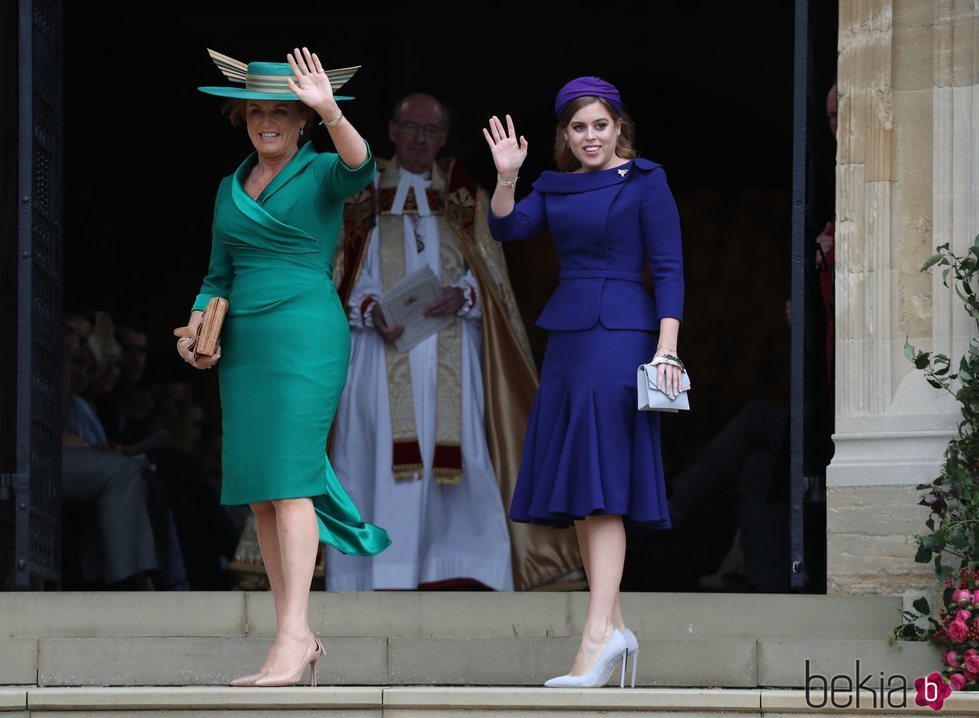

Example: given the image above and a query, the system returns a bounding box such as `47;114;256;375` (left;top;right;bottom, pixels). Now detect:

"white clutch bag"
637;362;691;412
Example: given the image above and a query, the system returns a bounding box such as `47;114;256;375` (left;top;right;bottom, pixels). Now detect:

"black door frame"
2;0;825;591
790;0;833;592
0;0;64;589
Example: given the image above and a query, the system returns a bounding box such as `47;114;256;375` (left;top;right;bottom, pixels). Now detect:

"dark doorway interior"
58;3;838;591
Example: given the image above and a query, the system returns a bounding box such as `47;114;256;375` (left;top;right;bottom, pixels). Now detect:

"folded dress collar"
532;157;658;194
234;142;318;205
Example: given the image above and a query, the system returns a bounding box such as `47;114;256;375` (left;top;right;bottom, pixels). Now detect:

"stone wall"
828;0;978;594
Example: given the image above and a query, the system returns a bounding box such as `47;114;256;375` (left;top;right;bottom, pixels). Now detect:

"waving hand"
286;47;335;113
483;114;527;177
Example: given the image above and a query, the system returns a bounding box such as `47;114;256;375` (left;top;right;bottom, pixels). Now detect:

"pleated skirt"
509;324;672;529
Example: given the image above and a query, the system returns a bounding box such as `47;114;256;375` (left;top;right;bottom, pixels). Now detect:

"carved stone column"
827;0;977;594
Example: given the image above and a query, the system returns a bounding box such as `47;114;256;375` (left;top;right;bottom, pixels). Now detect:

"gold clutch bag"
195;297;228;357
175;297;228;360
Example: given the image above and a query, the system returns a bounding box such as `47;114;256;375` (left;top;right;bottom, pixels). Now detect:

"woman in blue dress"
484;77;684;688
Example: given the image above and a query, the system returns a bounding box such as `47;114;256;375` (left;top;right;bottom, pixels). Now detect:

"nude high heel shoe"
544;628;628;688
229;671;265;687
253;635;325;688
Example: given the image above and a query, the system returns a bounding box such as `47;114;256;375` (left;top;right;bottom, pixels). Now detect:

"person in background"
61;319;160;589
329;93;577;592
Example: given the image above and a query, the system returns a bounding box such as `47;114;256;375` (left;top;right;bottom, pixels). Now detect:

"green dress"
193;141;391;557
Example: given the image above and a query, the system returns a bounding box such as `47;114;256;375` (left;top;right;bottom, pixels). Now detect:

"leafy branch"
898;236;979;641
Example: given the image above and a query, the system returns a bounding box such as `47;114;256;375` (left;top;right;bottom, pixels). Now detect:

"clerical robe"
327;157;580;590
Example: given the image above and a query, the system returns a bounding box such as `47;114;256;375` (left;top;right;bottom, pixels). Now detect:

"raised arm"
287;47;371;171
314;145;375;201
486;186;546;243
483;114;527;220
483;113;546;241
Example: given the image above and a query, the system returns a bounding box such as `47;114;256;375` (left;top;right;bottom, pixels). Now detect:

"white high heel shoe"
622;628;639;688
544;628;628;688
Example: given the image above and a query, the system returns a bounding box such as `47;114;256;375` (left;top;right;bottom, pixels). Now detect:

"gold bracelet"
497;174;518;189
321;110;344;128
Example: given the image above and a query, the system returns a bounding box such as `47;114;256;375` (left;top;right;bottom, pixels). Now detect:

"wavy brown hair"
553;97;638;172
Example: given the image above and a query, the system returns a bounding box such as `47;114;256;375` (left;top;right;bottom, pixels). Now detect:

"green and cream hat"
198;48;359;101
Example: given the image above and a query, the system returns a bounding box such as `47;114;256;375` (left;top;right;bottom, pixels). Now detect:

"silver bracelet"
651;353;685;371
497;174;518;189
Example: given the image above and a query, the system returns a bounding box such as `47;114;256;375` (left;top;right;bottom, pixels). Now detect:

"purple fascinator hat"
554;76;622;118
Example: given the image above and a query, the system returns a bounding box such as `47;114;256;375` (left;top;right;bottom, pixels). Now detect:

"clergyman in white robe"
326;161;514;590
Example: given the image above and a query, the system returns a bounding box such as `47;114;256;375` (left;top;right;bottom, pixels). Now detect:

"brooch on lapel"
617;168;629;177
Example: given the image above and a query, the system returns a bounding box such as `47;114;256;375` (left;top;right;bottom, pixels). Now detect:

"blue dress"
487;158;684;528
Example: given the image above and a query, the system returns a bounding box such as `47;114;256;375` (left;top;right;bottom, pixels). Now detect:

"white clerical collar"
391;166;433;216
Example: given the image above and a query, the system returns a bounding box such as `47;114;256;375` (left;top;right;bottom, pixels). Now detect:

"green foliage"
899;237;979;641
890;594;941;645
908;238;979;577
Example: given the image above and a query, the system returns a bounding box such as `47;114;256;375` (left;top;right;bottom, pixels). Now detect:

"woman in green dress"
177;47;390;687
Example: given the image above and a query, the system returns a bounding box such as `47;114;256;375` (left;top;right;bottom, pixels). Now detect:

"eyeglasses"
395;121;445;139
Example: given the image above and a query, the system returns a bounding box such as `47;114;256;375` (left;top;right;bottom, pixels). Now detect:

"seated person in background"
137;376;240;589
61;319;160;589
666;399;789;592
99;323;156;445
83;311;240;589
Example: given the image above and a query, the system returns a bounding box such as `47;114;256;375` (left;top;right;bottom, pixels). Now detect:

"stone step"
0;592;903;640
2;686;978;716
0;636;940;688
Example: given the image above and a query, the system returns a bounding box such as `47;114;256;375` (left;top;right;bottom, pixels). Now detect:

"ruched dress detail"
193;142;391;556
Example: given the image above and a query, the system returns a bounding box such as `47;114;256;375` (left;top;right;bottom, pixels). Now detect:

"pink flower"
949;673;967;691
965;649;978;660
946;650;962;668
973;590;979;606
948;619;970;642
965;669;978;683
958;609;972;623
953;589;971;606
965;654;979;674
